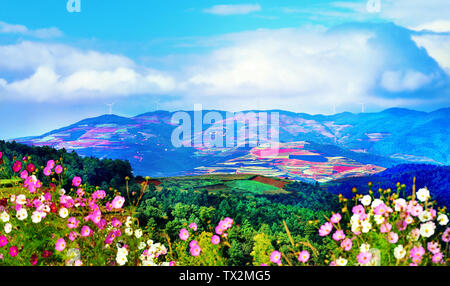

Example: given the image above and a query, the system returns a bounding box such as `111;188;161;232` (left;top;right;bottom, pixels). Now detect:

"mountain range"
14;107;449;182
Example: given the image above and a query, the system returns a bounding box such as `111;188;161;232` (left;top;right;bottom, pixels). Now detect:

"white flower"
16;194;26;205
31;211;42;223
393;198;407;212
138;242;146;250
4;223;12;234
416;188;430;202
437;214;449;226
418;211;432;222
147;239;154;246
116;254;128;266
59;189;66;195
134;229;143;239
361;221;372;233
0;211;10;223
419;221;436;238
371;199;383;209
9;195;16;203
394;245;406;260
125;227;133;236
360;243;370;253
335;257;347;266
374;215;385;225
16;208;28;221
117;247;129;257
59;208;69;218
360;195;372;206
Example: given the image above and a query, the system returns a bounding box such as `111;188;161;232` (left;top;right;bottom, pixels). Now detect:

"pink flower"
179;228;189;241
356;252;372;265
189;222;198;231
442;228;450;243
298;250;310;263
427;241;441;254
340;238;353;251
380;223;392;233
330;213;342;224
72;176;82;187
387;232;399;244
43;167;52;177
76;188;84;197
189;240;198;248
352;205;365;216
81;225;92;237
9;246;18;257
69;231;78;241
20;170;28;179
55;238;66;252
215;225;224;235
373;203;388;216
55;165;63;174
111;218;122;228
111;196;125;209
410;205;423;217
12;161;22;173
211;235;221;245
332;230;346;241
67;217;80;229
46;160;55;169
432;252;443;264
270;251;281;264
410;246;425;259
318;222;333;237
190;245;201;257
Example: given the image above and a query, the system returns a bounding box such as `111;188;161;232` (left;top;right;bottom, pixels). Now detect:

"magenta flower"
215;225;224;235
9;246;18;257
55;165;63;174
189;222;198;231
298;250;310;263
67;217;80;229
211;235;221;245
179;228;189;241
356;252;372;265
330;213;342;224
55;238;66;252
12;161;22;173
190;245;201;257
111;218;122;228
373;203;388;215
72;176;82;187
270;251;281;264
332;230;346;241
0;235;8;247
318;222;333;237
340;238;353;251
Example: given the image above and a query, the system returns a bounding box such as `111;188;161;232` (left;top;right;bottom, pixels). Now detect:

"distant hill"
13;107;449;180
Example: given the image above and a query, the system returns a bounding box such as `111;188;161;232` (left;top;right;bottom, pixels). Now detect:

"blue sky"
0;0;450;139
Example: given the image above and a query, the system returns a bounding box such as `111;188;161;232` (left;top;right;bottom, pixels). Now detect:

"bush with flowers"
310;182;449;266
0;153;170;266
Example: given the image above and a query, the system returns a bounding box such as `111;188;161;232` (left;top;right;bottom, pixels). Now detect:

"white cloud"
0;41;175;102
0;21;62;38
380;70;434;92
413;34;450;74
203;4;261;15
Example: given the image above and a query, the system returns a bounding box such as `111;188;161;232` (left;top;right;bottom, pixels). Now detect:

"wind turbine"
359;103;365;113
106;103;115;115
